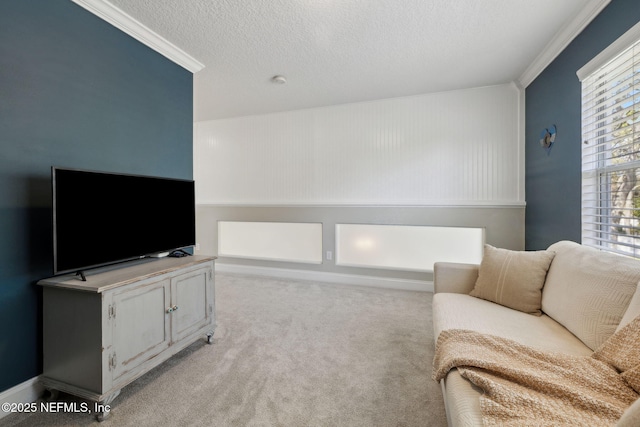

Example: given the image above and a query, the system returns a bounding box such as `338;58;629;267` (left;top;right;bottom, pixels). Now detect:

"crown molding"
71;0;205;73
517;0;611;88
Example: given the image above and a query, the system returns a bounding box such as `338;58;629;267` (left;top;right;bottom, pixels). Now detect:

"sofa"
432;240;640;426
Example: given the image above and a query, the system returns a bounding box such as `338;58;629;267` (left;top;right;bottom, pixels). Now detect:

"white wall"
194;83;524;206
194;84;525;287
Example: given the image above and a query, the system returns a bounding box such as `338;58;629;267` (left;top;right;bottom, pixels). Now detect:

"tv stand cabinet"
37;255;216;421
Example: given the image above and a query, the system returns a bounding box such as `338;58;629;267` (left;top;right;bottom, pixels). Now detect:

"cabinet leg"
96;410;110;422
206;331;214;344
95;389;120;422
43;388;59;401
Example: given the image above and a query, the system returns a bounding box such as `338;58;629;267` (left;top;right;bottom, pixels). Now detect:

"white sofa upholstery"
432;241;640;426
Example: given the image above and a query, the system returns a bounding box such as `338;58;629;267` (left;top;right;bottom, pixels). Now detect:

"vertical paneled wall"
194;84;525;283
195;84;524;205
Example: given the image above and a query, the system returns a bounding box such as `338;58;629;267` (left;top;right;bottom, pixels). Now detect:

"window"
579;26;640;258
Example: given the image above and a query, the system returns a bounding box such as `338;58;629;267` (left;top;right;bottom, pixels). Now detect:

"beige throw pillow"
622;365;640;395
470;245;555;316
617;283;640;332
593;314;640;369
593;315;640;393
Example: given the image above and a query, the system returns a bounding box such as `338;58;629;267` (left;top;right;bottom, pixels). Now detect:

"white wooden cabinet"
38;256;216;420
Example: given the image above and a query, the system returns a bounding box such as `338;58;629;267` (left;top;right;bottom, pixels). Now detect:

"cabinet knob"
173;305;179;311
166;307;173;313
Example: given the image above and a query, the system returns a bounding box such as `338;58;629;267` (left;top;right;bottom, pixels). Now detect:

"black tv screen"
52;167;196;275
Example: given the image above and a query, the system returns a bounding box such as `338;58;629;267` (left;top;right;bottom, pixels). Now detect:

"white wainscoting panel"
218;221;322;264
335;224;484;272
194;84;523;206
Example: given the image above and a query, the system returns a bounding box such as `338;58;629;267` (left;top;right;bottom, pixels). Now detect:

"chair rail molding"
71;0;205;73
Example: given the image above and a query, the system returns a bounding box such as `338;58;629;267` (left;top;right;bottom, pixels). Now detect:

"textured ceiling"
106;0;593;121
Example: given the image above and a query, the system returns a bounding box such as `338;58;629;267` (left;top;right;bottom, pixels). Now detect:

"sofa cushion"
542;241;640;351
469;245;555;316
432;293;592;356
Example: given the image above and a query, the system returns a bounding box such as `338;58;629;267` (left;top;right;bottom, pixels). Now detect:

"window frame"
578;22;640;258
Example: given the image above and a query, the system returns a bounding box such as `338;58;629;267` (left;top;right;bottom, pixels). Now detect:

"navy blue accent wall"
0;1;193;392
525;0;640;249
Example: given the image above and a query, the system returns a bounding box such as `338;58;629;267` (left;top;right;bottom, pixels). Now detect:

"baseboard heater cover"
218;221;323;264
335;224;484;272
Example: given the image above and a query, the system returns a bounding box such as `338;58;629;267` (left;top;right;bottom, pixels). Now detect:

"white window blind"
581;34;640;258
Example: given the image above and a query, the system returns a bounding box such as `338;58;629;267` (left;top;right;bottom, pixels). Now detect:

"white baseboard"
0;376;43;420
215;263;433;292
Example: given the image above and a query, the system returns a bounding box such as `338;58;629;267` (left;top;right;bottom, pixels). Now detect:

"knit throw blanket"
433;317;640;426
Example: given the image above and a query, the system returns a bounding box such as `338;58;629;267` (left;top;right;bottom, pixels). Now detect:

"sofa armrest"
617;397;640;427
433;262;479;294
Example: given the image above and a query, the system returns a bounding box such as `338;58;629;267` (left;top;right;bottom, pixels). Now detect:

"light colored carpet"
2;273;447;426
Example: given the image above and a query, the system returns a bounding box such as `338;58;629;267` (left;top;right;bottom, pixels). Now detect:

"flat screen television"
52;167;196;276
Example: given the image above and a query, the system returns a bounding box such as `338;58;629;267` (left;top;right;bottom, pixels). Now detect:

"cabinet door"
170;267;213;342
111;278;171;383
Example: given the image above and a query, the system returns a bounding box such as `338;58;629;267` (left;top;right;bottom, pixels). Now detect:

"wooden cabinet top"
38;256;216;293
